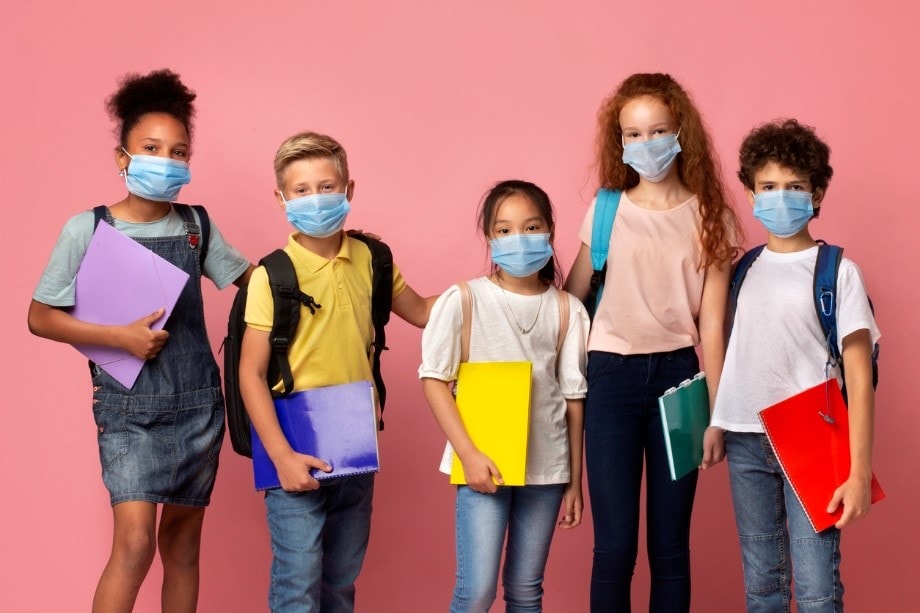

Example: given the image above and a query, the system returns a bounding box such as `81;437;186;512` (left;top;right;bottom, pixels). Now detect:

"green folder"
658;372;710;481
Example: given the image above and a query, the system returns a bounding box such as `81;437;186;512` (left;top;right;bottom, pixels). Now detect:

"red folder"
758;379;885;532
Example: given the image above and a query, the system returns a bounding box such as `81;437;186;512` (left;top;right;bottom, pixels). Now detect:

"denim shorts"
92;382;225;507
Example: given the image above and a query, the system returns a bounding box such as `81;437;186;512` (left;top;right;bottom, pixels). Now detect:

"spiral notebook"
658;372;710;480
252;381;379;491
759;379;885;532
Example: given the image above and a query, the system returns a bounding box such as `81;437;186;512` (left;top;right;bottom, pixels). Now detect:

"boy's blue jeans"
585;347;699;612
451;484;564;613
264;473;374;613
725;432;843;612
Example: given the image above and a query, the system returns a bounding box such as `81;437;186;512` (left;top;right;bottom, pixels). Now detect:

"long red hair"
596;73;741;267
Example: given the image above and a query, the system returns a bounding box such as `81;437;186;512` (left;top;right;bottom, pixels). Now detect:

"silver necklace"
495;275;543;334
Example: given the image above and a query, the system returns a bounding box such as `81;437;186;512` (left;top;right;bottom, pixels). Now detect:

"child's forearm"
563;244;593;303
842;330;876;482
422;378;478;460
698;262;731;405
238;328;293;462
565;398;584;485
28;299;167;359
392;286;435;328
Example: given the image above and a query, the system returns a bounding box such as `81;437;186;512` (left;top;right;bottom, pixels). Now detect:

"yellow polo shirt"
245;233;407;393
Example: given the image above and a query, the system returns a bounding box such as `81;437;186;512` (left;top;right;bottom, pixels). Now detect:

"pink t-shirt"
577;191;704;354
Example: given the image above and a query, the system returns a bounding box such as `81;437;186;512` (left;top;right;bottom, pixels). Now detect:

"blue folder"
251;381;379;491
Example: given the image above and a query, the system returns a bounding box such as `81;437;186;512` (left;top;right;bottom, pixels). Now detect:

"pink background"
3;1;917;611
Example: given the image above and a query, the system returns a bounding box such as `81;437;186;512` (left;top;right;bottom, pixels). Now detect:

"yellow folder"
450;361;532;486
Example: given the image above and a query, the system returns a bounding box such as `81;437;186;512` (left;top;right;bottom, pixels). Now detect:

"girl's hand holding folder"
458;449;503;494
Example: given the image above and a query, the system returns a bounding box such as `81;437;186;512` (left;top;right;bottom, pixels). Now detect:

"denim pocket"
92;405;128;469
205;404;226;466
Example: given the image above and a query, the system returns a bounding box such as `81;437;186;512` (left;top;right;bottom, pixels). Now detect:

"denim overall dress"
91;206;225;506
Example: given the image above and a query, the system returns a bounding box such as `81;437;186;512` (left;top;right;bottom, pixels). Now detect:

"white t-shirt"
711;246;880;433
419;277;589;484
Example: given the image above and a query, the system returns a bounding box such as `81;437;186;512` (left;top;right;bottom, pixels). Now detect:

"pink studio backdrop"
2;2;917;611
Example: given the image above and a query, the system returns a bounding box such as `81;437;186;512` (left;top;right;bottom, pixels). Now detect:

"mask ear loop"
119;147;132;177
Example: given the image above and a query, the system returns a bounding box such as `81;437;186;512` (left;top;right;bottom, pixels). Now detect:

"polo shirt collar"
286;231;352;273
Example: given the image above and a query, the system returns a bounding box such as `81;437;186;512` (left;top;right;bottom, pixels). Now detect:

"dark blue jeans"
585;347;700;613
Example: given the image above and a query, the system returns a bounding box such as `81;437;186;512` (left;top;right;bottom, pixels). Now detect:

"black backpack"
223;234;394;457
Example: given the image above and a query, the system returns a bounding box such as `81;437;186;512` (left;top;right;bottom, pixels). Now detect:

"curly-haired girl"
565;72;742;612
28;69;253;612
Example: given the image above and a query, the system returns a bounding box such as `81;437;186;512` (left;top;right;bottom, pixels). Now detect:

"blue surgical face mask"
621;131;681;182
752;190;814;238
282;191;351;238
490;233;554;278
121;149;191;202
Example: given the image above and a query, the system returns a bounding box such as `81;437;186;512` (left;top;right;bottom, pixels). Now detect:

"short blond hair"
273;131;349;188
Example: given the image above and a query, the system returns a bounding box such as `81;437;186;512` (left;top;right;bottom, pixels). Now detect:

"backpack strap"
92;205;112;228
458;282;570;367
192;205;211;268
349;234;394;430
458;282;473;364
813;242;844;365
729;244;766;323
555;287;570;376
555;287;570;355
260;249;322;397
173;203;210;271
586;188;622;317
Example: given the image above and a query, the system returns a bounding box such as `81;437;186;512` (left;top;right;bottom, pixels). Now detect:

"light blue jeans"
264;473;374;613
451;484;565;613
725;432;843;612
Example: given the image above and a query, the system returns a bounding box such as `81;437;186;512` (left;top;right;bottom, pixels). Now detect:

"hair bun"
106;68;197;145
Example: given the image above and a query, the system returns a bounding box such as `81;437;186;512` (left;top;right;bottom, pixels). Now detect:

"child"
238;131;432;612
27;69;253;612
710;118;880;610
563;73;742;612
420;180;589;612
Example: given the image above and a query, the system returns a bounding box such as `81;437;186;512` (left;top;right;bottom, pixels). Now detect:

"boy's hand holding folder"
758;379;884;532
272;450;332;492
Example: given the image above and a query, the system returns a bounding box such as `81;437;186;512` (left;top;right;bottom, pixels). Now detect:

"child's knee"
113;525;157;570
157;526;203;568
158;537;200;569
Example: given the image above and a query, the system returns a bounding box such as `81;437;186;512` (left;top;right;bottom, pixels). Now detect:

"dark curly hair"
478;179;562;287
596;73;741;268
105;69;196;147
738;118;833;194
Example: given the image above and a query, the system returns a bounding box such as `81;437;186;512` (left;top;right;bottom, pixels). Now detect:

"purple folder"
71;221;190;389
252;381;380;491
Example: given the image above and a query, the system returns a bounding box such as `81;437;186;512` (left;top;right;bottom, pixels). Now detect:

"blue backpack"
729;241;879;400
584;188;622;320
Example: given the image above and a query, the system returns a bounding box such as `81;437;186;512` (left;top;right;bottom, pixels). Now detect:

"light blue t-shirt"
34;206;250;307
